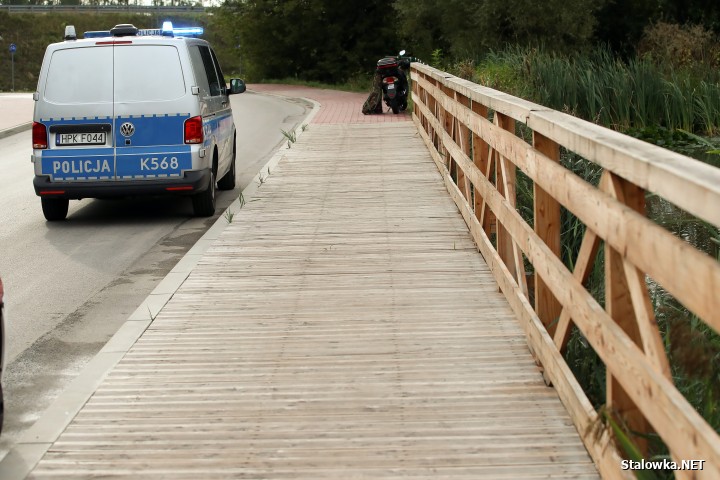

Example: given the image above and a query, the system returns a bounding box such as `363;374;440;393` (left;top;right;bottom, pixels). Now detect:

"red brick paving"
247;84;411;124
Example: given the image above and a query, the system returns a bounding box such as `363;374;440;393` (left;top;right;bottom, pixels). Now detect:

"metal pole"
9;44;16;92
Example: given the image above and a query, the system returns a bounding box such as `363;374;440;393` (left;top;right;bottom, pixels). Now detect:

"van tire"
192;171;216;217
41;198;69;221
217;143;236;191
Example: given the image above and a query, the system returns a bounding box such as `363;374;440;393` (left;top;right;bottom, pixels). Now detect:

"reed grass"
474;46;720;136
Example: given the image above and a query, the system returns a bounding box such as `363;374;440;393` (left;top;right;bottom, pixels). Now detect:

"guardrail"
0;4;206;14
410;62;720;478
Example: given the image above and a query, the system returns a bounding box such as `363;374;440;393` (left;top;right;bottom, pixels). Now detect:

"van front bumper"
33;169;211;199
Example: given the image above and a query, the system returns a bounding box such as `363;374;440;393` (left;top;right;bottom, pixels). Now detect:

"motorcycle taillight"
383;76;398;84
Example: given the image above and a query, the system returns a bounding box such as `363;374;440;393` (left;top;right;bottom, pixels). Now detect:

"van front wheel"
192;172;216;217
41;198;69;221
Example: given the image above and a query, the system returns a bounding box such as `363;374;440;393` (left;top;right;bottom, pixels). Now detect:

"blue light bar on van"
129;21;203;38
136;28;204;38
172;27;204;37
84;30;111;39
135;25;203;38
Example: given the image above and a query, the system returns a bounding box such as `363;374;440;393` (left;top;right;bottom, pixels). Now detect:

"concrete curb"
0;95;321;480
0;123;32;140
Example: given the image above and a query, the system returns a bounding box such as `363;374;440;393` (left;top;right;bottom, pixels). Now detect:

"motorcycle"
376;50;411;114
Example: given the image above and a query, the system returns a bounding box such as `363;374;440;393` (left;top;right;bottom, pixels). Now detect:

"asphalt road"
0;90;310;461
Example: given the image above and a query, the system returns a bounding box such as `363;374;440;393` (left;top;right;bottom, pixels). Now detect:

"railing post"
434;80;444;155
412;70;428;135
427;78;439;151
602;172;654;457
471;103;495;239
532;132;563;335
441;84;454;176
456;92;471;202
420;74;432;136
495;112;518;284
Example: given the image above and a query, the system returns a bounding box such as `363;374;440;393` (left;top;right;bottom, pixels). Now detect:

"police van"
31;22;246;221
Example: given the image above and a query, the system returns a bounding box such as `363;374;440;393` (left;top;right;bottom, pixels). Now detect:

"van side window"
198;46;221;97
209;48;226;94
189;46;211;97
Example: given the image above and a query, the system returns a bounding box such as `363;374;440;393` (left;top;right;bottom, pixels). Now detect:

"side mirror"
229;78;246;95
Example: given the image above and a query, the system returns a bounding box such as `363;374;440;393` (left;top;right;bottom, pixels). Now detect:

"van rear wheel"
217;142;236;191
41;198;69;221
192;171;216;217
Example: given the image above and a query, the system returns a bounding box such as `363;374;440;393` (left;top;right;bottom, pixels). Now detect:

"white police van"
32;22;246;220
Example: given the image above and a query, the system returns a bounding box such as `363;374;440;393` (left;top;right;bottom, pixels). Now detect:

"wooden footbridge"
17;64;720;478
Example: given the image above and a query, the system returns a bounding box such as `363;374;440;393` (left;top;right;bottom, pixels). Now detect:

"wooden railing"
411;62;720;479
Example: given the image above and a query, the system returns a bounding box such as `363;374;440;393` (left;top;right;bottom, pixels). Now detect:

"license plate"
387;84;395;90
56;132;106;146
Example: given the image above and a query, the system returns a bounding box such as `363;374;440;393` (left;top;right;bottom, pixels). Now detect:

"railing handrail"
411;62;720;479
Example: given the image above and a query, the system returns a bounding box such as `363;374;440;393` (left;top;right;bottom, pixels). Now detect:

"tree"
222;0;399;82
393;0;452;61
659;0;720;31
595;0;660;55
394;0;603;60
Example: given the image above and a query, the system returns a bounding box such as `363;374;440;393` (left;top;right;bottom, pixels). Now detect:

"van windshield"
44;44;186;104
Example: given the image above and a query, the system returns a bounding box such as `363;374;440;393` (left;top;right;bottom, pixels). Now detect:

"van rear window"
44;47;113;104
44;45;185;104
114;45;186;102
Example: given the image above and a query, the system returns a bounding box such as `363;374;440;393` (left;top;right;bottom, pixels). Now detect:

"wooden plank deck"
29;122;599;479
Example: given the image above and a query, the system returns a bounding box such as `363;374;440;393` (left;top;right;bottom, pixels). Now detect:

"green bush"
638;22;720;70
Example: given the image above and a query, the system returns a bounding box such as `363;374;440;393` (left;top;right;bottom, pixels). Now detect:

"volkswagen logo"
120;122;135;137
